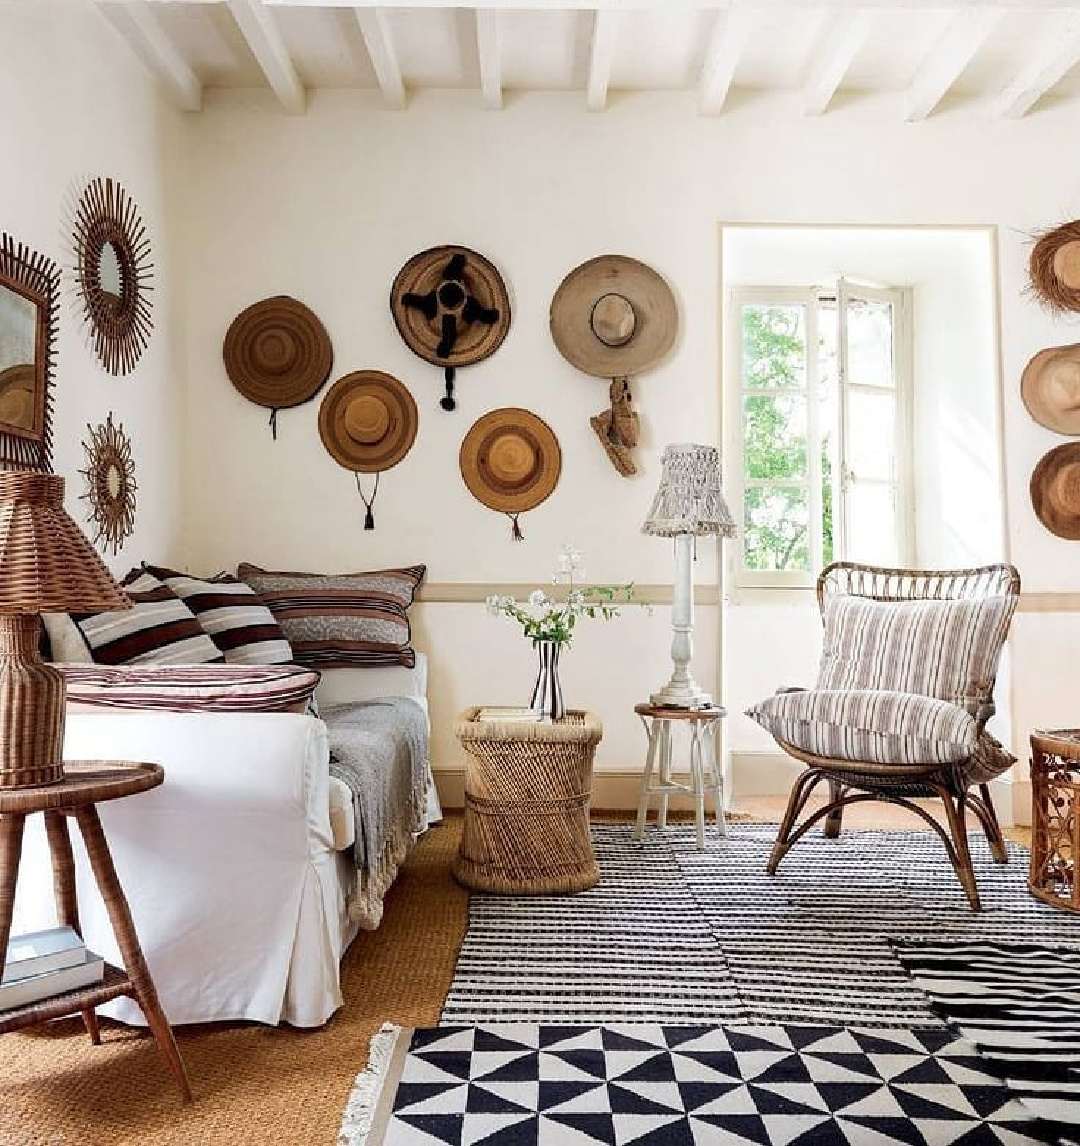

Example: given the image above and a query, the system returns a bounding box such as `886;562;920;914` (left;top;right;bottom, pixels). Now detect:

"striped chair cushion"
72;572;223;666
237;563;425;670
746;689;978;766
816;595;1017;715
61;664;320;714
143;564;293;665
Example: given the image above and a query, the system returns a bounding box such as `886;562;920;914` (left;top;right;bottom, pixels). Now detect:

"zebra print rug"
896;940;1080;1144
441;823;1080;1029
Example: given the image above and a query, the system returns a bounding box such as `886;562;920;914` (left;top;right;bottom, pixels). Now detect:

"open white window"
729;281;913;589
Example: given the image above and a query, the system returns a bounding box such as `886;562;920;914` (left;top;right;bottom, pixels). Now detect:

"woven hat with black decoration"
318;370;418;531
460;408;561;540
391;245;511;412
224;295;333;439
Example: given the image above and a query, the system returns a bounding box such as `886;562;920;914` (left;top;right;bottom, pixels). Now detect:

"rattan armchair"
766;561;1021;911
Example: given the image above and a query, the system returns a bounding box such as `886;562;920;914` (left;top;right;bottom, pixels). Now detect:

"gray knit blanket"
322;698;429;929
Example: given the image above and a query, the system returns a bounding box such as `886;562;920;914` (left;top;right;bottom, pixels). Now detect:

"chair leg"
823;779;845;839
976;783;1009;864
939;792;982;912
767;770;823;875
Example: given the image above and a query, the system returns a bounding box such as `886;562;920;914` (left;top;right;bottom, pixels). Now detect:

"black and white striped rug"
896;940;1080;1144
441;824;1080;1029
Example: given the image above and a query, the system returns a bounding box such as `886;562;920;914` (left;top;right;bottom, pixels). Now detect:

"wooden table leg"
0;814;26;980
44;811;100;1045
633;717;658;841
73;805;192;1102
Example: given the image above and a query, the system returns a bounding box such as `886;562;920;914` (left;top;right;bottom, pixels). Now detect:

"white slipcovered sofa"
12;656;437;1029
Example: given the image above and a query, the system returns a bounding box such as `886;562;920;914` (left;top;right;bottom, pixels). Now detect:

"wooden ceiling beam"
227;0;306;114
96;1;202;112
992;13;1080;117
699;8;754;115
476;9;502;110
355;7;406;108
586;9;622;112
904;9;1003;121
803;8;872;116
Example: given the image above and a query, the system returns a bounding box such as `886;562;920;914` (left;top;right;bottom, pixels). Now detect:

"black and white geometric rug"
339;1022;1053;1145
442;825;1080;1029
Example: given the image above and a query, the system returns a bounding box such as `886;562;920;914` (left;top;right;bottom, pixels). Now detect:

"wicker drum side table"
453;708;603;894
1029;730;1080;913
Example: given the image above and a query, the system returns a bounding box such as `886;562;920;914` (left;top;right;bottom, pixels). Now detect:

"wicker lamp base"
0;614;64;788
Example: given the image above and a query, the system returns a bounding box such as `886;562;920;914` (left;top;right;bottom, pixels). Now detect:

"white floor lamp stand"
650;533;712;709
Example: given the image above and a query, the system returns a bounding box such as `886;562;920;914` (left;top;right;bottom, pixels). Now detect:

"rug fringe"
338;1022;401;1146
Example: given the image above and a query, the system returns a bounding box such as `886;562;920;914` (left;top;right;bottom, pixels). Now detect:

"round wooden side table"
1029;730;1080;913
453;708;603;894
633;703;727;851
0;761;192;1101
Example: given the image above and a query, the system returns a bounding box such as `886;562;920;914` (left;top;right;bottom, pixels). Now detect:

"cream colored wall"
177;87;1080;798
0;0;186;571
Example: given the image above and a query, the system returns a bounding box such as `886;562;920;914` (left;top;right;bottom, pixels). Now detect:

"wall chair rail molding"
0;233;59;472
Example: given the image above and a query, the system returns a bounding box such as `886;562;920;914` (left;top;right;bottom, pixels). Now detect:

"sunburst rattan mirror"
80;412;137;555
72;177;153;376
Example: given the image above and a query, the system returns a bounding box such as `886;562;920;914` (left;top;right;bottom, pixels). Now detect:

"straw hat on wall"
1021;344;1080;435
1031;441;1080;540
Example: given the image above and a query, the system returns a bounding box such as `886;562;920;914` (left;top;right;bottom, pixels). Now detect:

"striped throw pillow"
143;565;293;666
72;571;224;666
61;664;320;714
237;563;425;670
816;595;1017;715
746;688;978;766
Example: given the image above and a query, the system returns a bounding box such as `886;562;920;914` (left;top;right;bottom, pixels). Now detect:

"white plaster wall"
178;87;1080;781
0;0;186;572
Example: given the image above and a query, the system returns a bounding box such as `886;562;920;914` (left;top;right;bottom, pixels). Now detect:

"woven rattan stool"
1029;730;1080;913
453;708;603;894
633;703;726;851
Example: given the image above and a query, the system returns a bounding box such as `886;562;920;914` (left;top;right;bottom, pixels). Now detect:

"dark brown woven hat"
224;296;333;425
1029;221;1080;313
319;371;418;474
391;246;511;411
1031;441;1080;539
460;408;561;538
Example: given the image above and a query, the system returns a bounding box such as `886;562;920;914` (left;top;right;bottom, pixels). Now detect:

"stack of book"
1;926;105;1012
475;707;544;723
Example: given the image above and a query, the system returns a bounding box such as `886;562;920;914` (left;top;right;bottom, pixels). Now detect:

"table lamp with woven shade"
0;471;130;788
642;443;736;708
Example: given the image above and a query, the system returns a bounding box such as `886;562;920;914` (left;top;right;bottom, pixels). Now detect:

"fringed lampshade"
0;471;130;788
642;444;735;709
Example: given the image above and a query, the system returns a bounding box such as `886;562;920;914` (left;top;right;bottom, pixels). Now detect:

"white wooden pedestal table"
633;703;726;851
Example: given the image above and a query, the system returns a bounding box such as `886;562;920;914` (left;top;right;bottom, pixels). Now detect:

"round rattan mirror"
80;412;137;555
72;178;153;376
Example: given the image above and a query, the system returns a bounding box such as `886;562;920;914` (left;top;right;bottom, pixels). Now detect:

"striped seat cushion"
72;571;223;666
143;564;293;665
60;663;320;713
817;594;1017;715
237;563;425;670
746;688;978;765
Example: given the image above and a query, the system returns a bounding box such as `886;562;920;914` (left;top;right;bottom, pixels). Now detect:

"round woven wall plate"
1021;344;1080;435
223;296;333;410
550;254;677;379
459;407;561;514
1029;221;1080;313
318;370;417;474
391;245;511;369
1031;441;1080;539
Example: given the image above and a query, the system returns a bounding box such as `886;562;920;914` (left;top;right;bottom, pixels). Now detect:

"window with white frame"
729;281;914;588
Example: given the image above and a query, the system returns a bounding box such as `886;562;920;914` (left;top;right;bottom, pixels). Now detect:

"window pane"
744;486;811;572
741;305;806;389
846;297;893;388
846;389;896;483
846;482;899;566
743;393;808;480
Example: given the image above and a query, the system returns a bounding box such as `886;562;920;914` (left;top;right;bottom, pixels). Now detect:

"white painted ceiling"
93;1;1080;118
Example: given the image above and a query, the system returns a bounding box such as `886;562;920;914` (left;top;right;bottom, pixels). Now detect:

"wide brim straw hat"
550;255;677;378
1021;344;1080;435
223;295;333;409
1029;221;1080;313
318;370;418;474
459;407;561;514
1031;441;1080;539
390;245;511;369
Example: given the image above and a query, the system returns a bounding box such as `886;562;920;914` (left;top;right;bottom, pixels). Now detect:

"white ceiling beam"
803;8;872;116
227;0;305;114
904;9;1004;121
586;10;621;112
355;7;406;109
992;13;1080;118
476;9;502;110
111;0;1080;9
699;8;754;115
96;1;201;112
